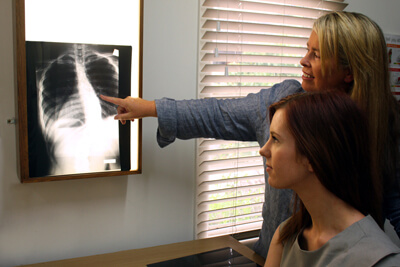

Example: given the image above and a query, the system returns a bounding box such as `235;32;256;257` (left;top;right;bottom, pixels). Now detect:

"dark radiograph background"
26;42;132;177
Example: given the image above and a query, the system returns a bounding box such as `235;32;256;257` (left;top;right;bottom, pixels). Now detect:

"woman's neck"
295;179;365;251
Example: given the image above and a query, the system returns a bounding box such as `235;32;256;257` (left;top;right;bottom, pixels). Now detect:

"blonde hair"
314;11;400;192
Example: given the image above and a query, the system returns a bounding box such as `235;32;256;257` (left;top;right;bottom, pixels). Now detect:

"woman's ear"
307;161;314;173
300;156;314;173
344;68;354;83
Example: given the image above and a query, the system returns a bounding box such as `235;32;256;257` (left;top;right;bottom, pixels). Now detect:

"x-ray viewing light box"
15;0;143;182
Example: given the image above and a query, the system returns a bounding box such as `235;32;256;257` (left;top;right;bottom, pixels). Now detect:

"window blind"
196;0;347;239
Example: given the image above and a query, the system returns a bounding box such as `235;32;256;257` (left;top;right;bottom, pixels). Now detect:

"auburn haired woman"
261;92;400;266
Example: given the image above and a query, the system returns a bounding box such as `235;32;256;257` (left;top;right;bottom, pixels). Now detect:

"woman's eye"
272;136;278;142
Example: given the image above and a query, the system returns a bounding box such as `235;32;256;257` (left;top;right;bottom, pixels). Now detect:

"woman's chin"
268;178;284;189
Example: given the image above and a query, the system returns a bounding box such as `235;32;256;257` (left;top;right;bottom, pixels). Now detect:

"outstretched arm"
155;79;303;147
102;80;303;147
100;95;157;125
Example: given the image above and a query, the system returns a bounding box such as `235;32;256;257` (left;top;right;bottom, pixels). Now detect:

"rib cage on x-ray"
37;44;121;175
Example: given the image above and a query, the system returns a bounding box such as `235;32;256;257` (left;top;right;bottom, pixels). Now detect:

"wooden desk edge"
21;235;266;267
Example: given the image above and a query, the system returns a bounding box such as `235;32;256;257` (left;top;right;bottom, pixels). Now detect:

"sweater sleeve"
155;79;303;148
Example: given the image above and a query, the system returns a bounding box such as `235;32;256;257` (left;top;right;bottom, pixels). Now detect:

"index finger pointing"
100;95;124;106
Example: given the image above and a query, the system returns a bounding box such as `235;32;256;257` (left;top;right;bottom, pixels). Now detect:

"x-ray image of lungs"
25;42;132;177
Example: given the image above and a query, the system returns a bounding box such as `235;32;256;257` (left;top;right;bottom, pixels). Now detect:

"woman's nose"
300;53;310;67
259;141;270;158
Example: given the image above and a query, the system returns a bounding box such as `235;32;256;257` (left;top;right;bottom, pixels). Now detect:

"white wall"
0;0;399;266
0;0;198;266
345;0;400;35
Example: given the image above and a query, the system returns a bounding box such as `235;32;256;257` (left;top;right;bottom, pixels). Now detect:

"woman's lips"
302;71;314;79
266;164;272;172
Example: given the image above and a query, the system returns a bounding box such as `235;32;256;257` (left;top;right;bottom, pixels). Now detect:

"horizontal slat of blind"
198;202;263;222
240;0;347;11
203;9;316;28
198;206;264;228
197;0;347;239
199;139;259;149
199;86;268;98
198;171;264;187
198;156;263;173
197;195;264;231
198;184;264;204
201;53;303;65
202;32;308;46
200;76;297;87
198;216;263;238
198;191;264;208
198;165;265;182
201;42;307;55
199;146;260;161
198;174;264;189
202;65;301;75
203;20;312;37
203;0;347;18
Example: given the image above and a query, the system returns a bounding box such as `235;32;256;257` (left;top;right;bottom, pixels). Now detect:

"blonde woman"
101;11;400;258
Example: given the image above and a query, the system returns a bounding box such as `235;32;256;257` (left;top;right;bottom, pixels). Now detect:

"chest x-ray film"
26;42;132;177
